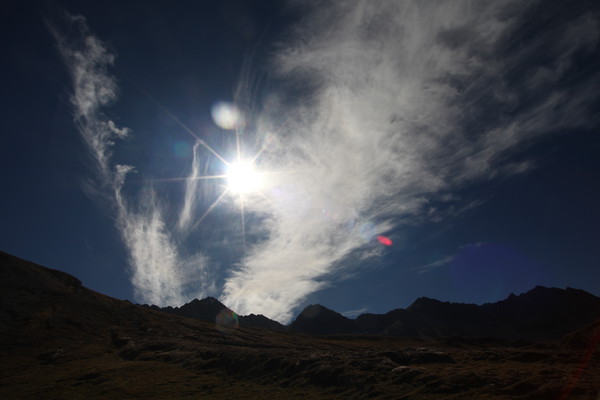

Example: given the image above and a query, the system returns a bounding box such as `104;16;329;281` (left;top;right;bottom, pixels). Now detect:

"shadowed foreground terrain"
1;251;600;399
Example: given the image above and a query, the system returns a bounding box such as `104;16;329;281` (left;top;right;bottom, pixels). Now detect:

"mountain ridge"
153;285;600;341
4;248;600;342
3;249;600;399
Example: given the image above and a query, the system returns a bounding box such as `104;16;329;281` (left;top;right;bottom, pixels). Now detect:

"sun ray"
143;175;227;183
235;129;242;163
190;188;230;231
256;189;273;205
239;194;246;251
132;81;230;165
248;112;299;165
127;81;286;252
250;133;274;164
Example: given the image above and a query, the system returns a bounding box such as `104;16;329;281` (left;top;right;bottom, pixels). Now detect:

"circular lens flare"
216;309;239;332
211;102;243;130
226;160;263;194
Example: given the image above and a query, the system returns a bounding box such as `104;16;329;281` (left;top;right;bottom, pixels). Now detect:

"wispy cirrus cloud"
49;11;211;306
415;243;487;274
48;12;121;181
222;0;600;322
177;141;202;233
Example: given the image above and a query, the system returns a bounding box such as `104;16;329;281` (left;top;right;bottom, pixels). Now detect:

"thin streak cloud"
50;12;211;306
177;141;202;233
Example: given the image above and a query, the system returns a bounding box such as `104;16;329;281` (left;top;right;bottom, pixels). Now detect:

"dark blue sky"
1;0;599;322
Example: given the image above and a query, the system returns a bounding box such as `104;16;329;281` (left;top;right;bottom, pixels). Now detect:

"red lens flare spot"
377;235;392;246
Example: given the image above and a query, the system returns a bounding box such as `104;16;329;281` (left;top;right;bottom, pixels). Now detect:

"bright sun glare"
226;160;263;194
145;99;274;246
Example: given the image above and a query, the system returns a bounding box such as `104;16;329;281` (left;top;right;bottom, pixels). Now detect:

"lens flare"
172;140;190;157
216;309;239;332
377;235;393;246
211;102;243;130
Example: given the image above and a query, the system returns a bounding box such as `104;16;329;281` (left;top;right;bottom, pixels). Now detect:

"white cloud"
417;256;457;274
50;12;210;306
222;0;600;322
415;243;486;274
49;14;121;179
177;141;202;233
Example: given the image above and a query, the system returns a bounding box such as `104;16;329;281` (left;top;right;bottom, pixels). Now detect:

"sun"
141;96;275;248
226;160;263;195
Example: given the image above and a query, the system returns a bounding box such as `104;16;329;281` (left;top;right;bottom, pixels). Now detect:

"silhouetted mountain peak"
197;296;221;303
407;297;444;311
186;297;226;309
154;298;288;331
163;296;231;323
488;286;599;310
521;285;561;299
298;304;333;317
290;304;358;334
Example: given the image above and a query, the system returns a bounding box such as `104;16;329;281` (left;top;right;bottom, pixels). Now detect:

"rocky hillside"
2;250;600;399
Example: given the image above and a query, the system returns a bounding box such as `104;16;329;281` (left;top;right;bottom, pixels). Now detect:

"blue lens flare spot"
173;141;190;158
